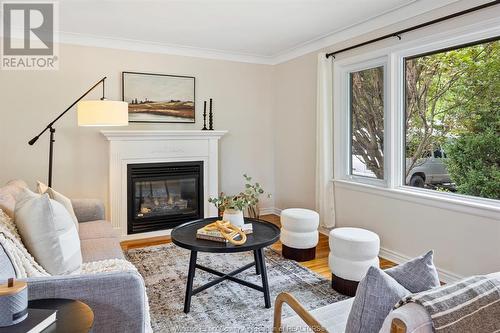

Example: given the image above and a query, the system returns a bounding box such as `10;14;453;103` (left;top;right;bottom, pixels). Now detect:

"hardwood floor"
121;235;172;251
120;214;396;280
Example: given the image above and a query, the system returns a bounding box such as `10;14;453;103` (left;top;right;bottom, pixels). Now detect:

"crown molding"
54;0;468;65
59;32;276;65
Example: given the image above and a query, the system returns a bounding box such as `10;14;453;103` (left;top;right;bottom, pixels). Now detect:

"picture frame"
122;71;195;123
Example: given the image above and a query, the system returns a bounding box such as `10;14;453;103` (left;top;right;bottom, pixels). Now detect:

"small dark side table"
0;298;94;333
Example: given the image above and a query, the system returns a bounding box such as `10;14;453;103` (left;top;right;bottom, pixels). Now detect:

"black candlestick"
209;98;214;130
202;100;208;130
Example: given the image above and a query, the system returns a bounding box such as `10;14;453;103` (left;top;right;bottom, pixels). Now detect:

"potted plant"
208;174;267;227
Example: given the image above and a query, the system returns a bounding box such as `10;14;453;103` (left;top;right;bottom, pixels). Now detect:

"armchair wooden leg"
273;292;328;333
390;318;407;333
273;294;283;333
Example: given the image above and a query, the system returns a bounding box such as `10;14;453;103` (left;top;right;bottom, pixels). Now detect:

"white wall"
273;52;317;210
335;185;500;279
273;1;500;279
0;44;275;211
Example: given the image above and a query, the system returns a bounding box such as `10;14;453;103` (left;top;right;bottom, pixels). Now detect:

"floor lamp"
28;76;128;187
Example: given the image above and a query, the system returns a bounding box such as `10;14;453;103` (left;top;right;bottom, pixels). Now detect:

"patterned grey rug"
126;244;348;333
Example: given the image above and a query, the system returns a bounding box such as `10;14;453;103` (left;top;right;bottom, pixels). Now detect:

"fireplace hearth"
127;161;204;234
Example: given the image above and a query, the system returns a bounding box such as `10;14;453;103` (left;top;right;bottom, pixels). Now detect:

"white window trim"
333;15;500;218
335;56;390;187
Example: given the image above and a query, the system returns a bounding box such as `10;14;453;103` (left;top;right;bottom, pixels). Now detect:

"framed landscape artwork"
122;72;195;123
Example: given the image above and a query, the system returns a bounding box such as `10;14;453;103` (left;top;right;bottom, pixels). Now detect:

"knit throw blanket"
395;275;500;333
0;210;49;277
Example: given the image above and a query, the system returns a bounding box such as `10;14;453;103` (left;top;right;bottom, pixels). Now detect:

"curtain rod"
325;0;500;59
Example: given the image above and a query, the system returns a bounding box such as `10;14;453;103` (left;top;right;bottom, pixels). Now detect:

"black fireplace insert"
127;161;204;234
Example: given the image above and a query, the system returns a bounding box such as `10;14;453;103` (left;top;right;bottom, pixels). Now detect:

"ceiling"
57;0;459;63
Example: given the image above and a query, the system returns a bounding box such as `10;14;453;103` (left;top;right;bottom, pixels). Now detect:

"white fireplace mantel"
101;130;227;240
101;130;228;141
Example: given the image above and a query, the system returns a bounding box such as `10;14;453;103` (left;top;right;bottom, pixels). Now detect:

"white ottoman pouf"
280;208;319;261
328;227;380;296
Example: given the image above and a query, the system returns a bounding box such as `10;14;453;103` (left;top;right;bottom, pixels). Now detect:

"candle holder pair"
202;98;214;130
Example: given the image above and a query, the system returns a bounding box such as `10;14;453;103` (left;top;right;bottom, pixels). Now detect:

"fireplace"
127;161;204;234
102;130;226;238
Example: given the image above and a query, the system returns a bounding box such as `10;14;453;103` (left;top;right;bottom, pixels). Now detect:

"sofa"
0;198;147;333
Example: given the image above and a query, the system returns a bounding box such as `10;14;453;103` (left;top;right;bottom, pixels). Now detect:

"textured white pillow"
37;181;79;230
14;188;82;275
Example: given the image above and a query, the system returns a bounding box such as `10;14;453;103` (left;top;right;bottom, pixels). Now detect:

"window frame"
332;16;500;218
337;56;390;187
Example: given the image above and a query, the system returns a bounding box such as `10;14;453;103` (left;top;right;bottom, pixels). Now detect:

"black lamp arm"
28;76;107;145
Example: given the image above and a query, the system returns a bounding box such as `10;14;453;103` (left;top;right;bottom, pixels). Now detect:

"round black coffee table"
171;217;280;313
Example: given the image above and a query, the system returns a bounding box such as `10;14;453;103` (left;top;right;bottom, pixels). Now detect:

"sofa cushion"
0;181;28;219
71;199;105;222
346;266;410;333
385;250;440;293
80;238;125;262
79;220;118;240
6;180;28;189
0;190;16;219
14;189;82;275
37;181;79;230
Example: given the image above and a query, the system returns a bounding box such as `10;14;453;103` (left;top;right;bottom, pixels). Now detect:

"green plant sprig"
208;174;269;212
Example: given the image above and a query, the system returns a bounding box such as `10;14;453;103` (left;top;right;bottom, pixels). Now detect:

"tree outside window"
404;39;499;200
350;66;384;180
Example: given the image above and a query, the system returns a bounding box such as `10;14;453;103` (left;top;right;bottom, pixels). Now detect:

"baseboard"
379;247;463;284
318;226;332;236
119;228;172;242
259;207;282;216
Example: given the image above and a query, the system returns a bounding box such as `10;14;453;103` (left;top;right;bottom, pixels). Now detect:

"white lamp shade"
77;100;128;126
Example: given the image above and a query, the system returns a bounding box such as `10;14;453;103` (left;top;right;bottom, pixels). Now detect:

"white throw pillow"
14;188;82;275
37;181;79;230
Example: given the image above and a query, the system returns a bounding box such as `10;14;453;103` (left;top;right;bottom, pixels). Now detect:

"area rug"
126;244;348;333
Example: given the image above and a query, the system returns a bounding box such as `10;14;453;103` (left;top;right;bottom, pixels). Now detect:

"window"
350;66;385;180
334;26;500;212
404;39;500;200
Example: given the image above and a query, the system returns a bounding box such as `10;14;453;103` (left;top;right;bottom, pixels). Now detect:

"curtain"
315;53;336;228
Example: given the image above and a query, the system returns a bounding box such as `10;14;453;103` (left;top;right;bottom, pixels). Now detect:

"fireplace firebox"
127;161;204;234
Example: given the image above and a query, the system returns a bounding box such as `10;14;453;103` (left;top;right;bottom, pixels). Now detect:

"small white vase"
222;209;245;227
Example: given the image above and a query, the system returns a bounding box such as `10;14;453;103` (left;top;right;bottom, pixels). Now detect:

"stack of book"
196;224;253;243
0;309;57;333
